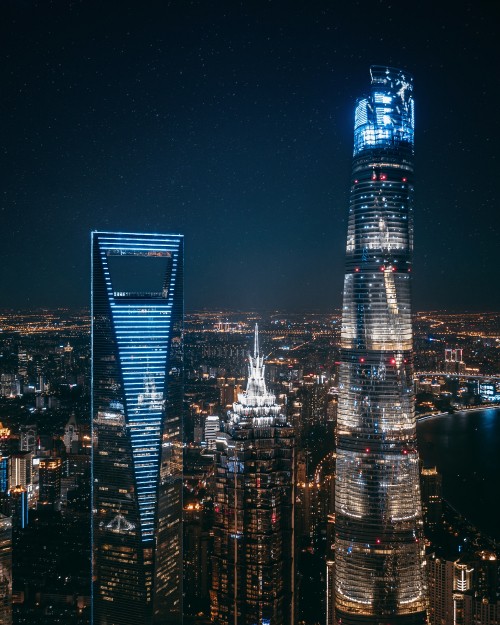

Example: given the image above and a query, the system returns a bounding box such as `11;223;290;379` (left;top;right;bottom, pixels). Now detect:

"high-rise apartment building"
334;66;427;624
211;326;295;625
427;550;500;625
91;231;183;625
444;347;466;374
8;453;32;492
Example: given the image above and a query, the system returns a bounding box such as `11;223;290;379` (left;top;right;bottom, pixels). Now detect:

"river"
416;407;500;541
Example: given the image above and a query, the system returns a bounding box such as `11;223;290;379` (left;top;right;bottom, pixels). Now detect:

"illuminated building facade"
334;67;427;624
92;232;183;625
19;424;37;453
39;457;62;506
8;453;32;492
427;551;500;625
8;486;28;529
204;415;220;450
444;348;465;374
420;466;443;529
326;559;335;625
63;414;79;453
211;326;295;625
0;514;11;625
0;458;7;494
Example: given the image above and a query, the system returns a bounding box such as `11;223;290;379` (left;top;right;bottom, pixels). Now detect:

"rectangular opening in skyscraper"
106;250;173;298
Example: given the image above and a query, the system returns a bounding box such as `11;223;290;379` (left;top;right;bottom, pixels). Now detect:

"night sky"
1;1;498;311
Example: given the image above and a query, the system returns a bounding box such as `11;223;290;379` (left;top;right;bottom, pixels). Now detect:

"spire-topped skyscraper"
234;325;281;418
334;67;427;624
211;325;295;625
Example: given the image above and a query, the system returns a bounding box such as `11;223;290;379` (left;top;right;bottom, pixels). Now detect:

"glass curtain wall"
91;232;183;625
334;67;428;625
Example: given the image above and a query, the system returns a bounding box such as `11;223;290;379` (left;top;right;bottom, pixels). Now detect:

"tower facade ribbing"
334;67;427;625
211;326;295;625
91;231;183;625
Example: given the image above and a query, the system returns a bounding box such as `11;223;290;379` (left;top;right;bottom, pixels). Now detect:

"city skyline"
2;300;500;621
2;4;500;621
1;1;499;312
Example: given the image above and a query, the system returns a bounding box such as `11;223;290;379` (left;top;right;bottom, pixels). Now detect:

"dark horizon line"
1;306;500;315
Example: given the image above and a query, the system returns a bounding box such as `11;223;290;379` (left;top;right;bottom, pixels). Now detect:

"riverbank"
417;403;499;422
417;407;500;542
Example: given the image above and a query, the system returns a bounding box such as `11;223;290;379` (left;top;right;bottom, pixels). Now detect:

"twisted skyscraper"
334;67;427;624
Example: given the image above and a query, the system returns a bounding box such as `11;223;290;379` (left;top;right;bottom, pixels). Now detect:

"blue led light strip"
95;231;182;541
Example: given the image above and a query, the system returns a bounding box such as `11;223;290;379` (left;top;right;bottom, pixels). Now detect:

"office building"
19;425;37;453
183;501;211;616
326;559;335;625
8;487;28;529
92;231;183;625
0;375;20;399
0;459;7;495
334;66;427;624
0;514;12;625
63;413;79;453
211;326;295;625
39;457;62;506
420;466;443;529
204;415;220;450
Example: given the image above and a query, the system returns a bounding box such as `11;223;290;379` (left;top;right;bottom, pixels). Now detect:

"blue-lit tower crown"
92;232;183;625
353;66;414;158
334;67;427;625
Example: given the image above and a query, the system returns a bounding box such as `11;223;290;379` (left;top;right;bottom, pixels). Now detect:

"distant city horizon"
2;2;500;624
3;306;500;314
